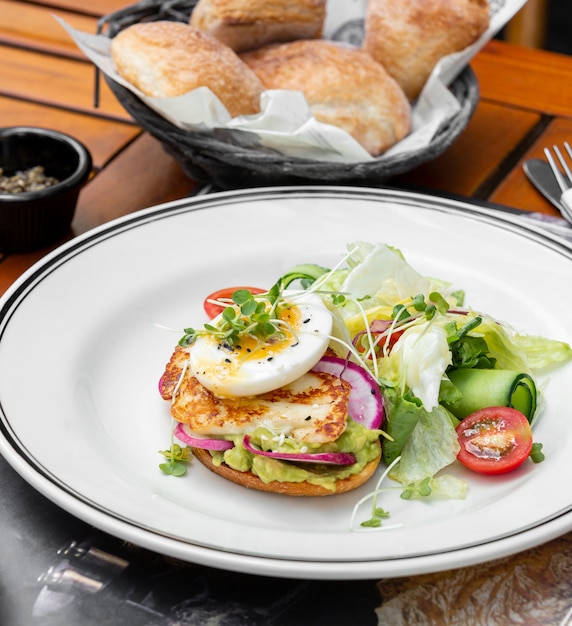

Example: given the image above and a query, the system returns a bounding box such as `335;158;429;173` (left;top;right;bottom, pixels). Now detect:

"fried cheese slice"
160;346;351;444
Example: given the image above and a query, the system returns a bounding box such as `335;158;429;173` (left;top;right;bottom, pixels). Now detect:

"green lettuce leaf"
339;242;431;303
389;323;452;410
382;389;423;465
319;243;457;334
388;404;461;485
401;474;468;500
478;315;572;372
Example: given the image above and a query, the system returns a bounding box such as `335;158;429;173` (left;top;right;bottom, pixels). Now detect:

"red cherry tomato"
356;326;404;358
203;286;266;319
376;328;405;354
455;406;533;475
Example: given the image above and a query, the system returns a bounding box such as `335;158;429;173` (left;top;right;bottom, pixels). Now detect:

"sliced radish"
243;435;356;465
174;423;234;451
312;355;383;429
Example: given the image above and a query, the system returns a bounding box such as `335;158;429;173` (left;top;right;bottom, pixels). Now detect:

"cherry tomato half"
355;321;405;359
203;286;266;319
376;328;405;354
455;406;533;475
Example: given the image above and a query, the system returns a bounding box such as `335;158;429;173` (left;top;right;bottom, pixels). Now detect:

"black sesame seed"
305;416;312;421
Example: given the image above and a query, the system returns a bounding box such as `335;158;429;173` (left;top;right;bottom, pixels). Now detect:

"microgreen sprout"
429;291;450;316
412;294;427;311
529;442;545;463
350;456;403;531
392;303;411;323
159;444;190;476
456;316;483;340
400;476;433;499
179;327;197;347
361;507;390;528
178;283;299;349
390;292;451;325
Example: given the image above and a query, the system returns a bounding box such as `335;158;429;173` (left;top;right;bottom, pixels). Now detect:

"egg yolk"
225;303;302;363
189;292;332;397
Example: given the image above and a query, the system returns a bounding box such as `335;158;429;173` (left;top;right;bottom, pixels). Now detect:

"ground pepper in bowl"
0;166;60;194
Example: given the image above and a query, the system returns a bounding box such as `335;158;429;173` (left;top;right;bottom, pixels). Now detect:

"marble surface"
0;454;380;626
3;444;572;625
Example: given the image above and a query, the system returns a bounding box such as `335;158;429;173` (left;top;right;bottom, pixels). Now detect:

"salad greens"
159;443;190;476
281;241;572;501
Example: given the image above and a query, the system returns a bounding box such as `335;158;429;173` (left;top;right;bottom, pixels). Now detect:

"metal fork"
544;143;572;224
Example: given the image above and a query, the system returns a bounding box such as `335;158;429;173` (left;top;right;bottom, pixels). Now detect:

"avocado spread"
209;419;381;492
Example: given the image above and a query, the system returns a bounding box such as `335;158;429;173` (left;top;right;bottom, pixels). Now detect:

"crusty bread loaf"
192;440;382;496
241;40;411;156
363;0;489;101
190;0;327;53
110;21;264;117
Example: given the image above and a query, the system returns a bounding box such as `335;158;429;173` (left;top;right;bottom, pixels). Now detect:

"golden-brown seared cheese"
240;40;411;156
189;0;327;52
110;21;264;117
160;345;351;444
363;0;490;101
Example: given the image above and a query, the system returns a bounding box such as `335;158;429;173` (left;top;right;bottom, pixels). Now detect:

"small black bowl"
0;127;92;252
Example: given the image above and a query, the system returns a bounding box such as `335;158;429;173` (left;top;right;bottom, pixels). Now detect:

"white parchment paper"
58;0;526;163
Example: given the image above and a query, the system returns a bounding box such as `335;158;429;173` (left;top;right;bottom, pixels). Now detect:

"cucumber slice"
444;369;537;422
280;263;329;289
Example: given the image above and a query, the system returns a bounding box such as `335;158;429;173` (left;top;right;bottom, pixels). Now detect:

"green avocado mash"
209;419;381;492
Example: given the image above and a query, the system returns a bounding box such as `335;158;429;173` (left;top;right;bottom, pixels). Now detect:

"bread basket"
98;0;480;189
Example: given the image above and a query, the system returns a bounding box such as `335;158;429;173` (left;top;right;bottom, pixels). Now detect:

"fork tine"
554;144;572;186
544;147;568;192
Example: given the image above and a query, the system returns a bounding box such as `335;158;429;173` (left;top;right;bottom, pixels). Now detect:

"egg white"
189;291;332;397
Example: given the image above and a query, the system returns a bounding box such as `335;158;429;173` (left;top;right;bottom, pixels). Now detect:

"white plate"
1;186;572;580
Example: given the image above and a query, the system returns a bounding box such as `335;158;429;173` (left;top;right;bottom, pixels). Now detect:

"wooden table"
2;2;572;625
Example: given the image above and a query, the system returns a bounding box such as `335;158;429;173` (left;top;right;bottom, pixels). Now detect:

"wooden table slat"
395;100;551;208
72;133;199;235
490;116;572;212
0;94;139;170
17;0;133;18
0;0;99;58
476;40;572;118
0;45;131;120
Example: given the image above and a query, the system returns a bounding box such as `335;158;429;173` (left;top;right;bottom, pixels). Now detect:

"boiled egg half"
189;291;332;397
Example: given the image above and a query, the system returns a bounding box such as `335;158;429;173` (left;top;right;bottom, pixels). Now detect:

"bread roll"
110;21;264;117
241;40;411;157
363;0;490;101
192;441;382;496
190;0;327;52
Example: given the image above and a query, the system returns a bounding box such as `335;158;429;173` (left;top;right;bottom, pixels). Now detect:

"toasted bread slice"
192;439;381;496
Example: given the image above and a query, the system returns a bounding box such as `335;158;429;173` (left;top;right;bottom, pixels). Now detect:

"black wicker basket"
98;0;480;189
